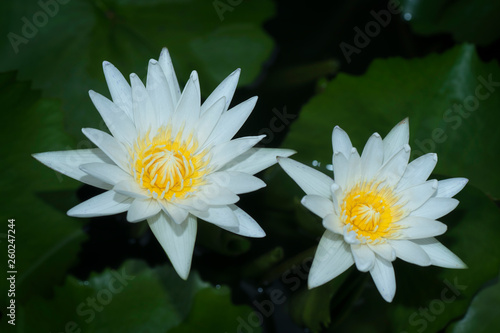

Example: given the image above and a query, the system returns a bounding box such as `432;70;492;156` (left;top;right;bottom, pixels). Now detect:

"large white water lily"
278;119;467;302
33;48;294;279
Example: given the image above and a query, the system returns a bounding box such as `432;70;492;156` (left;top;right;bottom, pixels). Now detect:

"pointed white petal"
361;133;383;180
113;180;149;199
174;71;201;137
322;213;344;234
218;205;266;238
209;135;265;170
389;239;431;266
191;205;238;228
203;96;257;147
160;202;189;224
301;195;334;218
332;151;349;189
82;128;129;171
196;183;239;205
67;190;133;217
410;197;459;220
436;178;468;198
130;73;156;134
376;144;410;187
398;179;438;212
330;183;342;214
147;212;197;279
368;242;396;262
208;171;266;194
396;153;437;191
102;61;133;119
369;257;396;302
351;244;375;272
127;198;161;223
397;216;447;239
412;238;467;268
195;97;226;145
88;90;137;148
308;231;354;288
278;157;334;198
201;68;240;113
146;59;174;126
158;48;181;105
80;162;132;186
221;148;296;175
32;149;114;190
383;118;409;162
331;126;353;157
345;148;361;186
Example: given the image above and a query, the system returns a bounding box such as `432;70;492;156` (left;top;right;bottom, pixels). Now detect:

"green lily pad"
283;43;500;198
0;72;85;308
0;0;274;140
400;0;500;45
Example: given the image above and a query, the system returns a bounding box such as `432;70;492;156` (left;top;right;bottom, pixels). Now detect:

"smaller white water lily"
33;48;295;279
278;119;467;302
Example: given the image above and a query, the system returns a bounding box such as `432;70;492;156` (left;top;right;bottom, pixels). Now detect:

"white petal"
397;216;447;239
383;118;409;162
322;213;344;234
412;238;467;268
218;205;266;238
308;231;354;288
221;148;296;175
196;183;239;205
158;48;181;105
195;97;226;145
436;178;468;198
330;183;342;214
146;59;174;126
191;205;238;228
67;190;133;217
368;242;396;262
113;180;149;199
332;151;349;189
278;157;334;198
173;70;201;137
396;153;437;191
208;171;266;194
351;244;375;272
32;149;113;190
389;239;431;266
130;73;156;134
80;162;132;186
82;128;129;171
331;126;353;157
410;197;459;220
88;90;137;148
203;96;257;147
102;61;133;119
369;257;396;302
160;202;189;224
127;198;161;223
209;135;265;170
301;195;334;218
147;212;197;280
361;133;383;180
375;144;410;187
201;68;240;113
345;148;361;186
398;179;438;212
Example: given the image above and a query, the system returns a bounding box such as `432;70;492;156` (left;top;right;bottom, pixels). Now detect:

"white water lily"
278;119;467;302
33;48;294;279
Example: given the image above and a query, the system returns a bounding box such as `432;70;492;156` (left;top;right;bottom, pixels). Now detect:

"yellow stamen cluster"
131;126;209;201
341;181;404;244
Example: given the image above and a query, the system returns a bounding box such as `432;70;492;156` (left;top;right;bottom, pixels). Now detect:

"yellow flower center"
341;181;404;243
131;127;209;200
